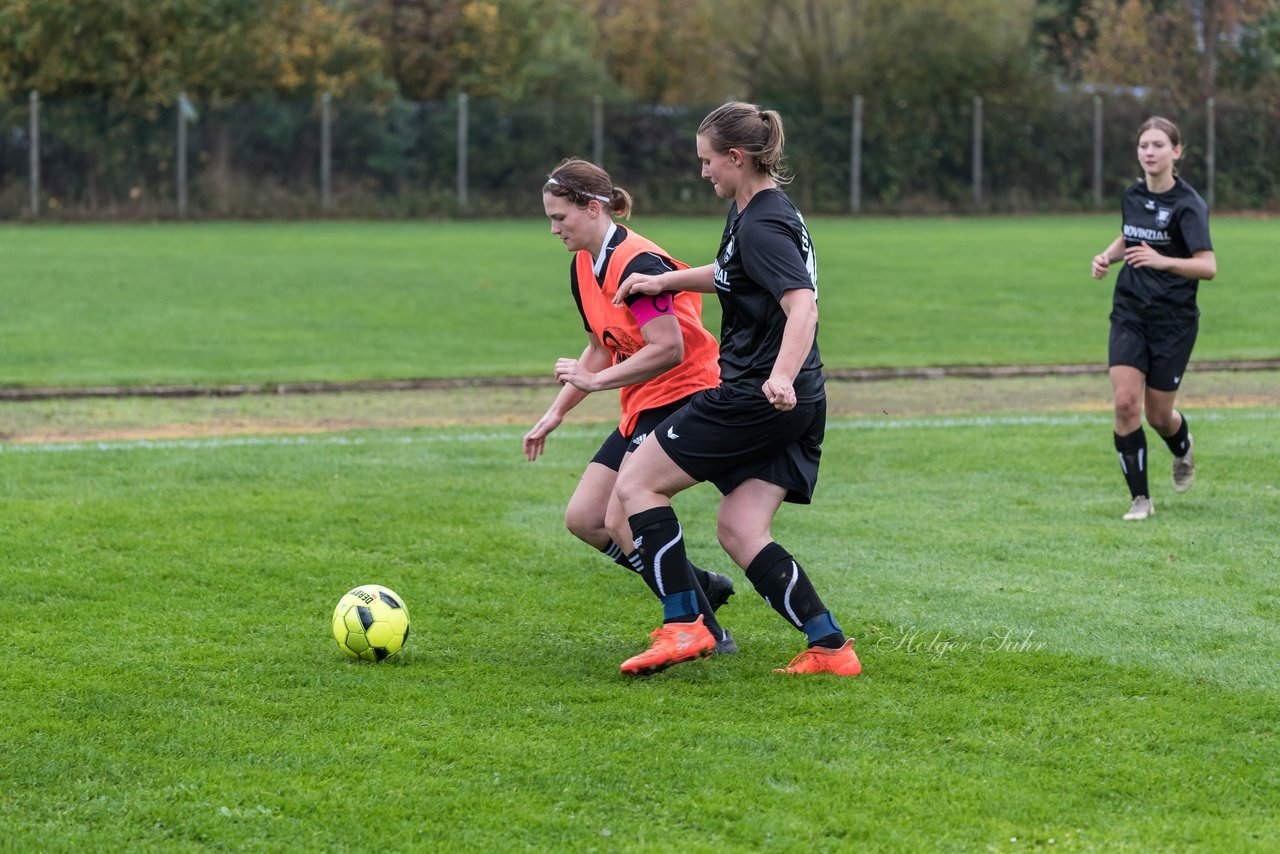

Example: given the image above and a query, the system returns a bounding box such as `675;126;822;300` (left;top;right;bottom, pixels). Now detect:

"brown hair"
543;159;633;219
1137;115;1182;148
697;101;792;185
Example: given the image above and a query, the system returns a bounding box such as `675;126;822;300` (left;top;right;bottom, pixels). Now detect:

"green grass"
3;409;1278;851
1;216;1274;389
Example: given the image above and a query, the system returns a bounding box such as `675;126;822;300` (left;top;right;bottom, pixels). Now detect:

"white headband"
546;177;611;203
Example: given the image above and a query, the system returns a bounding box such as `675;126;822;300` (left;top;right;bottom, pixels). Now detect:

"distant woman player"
1091;116;1216;521
523;158;736;653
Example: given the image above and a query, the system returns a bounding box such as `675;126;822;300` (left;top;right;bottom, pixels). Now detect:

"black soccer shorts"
653;385;825;505
1108;317;1198;392
589;396;698;472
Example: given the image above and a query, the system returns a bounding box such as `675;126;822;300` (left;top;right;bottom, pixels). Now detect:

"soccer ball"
332;584;410;662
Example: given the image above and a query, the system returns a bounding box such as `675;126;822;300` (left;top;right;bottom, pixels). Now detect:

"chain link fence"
1;92;1276;219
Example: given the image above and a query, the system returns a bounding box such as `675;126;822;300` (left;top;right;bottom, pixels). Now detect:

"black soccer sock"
1161;412;1191;458
628;508;729;640
1114;428;1149;498
629;507;699;623
602;540;636;571
624;549;663;599
745;542;844;648
688;562;714;593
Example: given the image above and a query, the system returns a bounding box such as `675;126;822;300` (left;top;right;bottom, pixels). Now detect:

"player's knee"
716;520;765;569
1114;396;1143;425
1145;409;1176;435
564;506;601;544
612;468;644;511
603;502;628;543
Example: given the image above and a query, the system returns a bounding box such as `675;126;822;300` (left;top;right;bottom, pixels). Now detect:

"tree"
1069;0;1200;102
0;0;386;104
444;0;612;102
586;0;729;104
1189;0;1277;98
1218;0;1280;103
353;0;463;101
720;0;1041;108
1061;0;1276;104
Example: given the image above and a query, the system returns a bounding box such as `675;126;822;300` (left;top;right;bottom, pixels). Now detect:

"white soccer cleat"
1123;495;1155;521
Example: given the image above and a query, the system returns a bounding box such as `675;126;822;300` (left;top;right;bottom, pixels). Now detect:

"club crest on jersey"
1155;208;1172;228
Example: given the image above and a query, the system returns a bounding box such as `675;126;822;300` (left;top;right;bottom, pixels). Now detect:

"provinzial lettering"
1123;223;1170;242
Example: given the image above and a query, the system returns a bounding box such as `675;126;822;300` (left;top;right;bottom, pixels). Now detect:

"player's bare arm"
556;315;684;393
524;340;610;461
763;288;818;412
614;263;717;306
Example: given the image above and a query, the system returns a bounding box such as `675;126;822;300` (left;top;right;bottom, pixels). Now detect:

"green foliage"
0;217;1274;390
0;0;387;103
354;0;464;101
1;407;1278;849
449;0;615;102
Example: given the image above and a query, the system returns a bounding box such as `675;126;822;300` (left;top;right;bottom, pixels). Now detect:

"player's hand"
763;376;796;411
523;411;563;461
1123;241;1167;270
555;358;599;392
614;272;664;306
1091;253;1111;279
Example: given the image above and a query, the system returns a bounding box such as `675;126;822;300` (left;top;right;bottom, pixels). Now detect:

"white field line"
2;408;1276;456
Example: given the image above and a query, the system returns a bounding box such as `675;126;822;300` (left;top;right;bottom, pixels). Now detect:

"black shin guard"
1114;427;1149;499
1162;413;1191;458
628;508;726;639
745;542;830;633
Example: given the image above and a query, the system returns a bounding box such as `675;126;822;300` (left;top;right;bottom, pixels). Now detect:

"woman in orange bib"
523;158;736;655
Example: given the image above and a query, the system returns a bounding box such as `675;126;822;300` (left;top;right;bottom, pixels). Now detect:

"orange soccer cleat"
620;615;716;677
775;639;862;676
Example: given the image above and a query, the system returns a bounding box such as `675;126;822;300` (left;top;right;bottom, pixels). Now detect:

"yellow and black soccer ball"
331;584;410;662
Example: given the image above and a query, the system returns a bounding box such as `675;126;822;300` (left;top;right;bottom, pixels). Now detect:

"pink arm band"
628;293;675;328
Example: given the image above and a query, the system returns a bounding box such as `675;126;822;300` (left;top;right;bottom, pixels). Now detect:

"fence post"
28;90;40;217
1205;96;1216;209
1092;94;1104;209
971;95;984;210
457;92;469;210
850;94;863;214
320;92;332;210
177;92;189;217
592;95;604;168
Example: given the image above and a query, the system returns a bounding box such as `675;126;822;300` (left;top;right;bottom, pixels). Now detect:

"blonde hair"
697;102;792;185
543;159;634;219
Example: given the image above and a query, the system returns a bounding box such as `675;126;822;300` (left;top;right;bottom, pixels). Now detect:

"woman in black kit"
1091;116;1216;521
611;102;860;678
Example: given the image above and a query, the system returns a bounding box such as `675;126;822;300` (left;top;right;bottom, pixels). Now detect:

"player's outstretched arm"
614;263;716;306
523;341;609;461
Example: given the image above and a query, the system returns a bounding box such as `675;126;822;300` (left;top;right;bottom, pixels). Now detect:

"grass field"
2;218;1278;851
2;405;1278;851
0;216;1276;389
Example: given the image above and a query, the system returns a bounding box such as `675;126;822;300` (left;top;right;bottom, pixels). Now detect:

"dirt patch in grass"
2;370;1277;445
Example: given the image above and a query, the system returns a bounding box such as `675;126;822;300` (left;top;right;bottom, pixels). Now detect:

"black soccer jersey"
1113;176;1213;327
712;188;825;401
